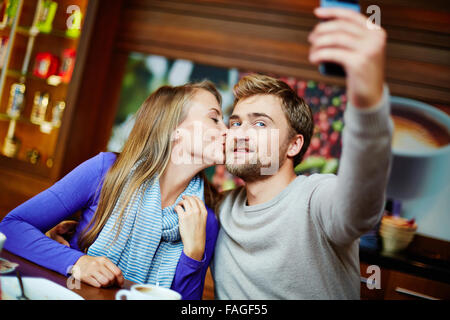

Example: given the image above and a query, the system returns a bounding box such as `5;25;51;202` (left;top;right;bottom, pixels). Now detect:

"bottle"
1;0;19;27
51;101;65;127
58;49;76;83
36;0;58;34
0;36;9;67
2;120;20;158
66;8;83;38
6;83;26;119
26;148;40;165
30;92;50;124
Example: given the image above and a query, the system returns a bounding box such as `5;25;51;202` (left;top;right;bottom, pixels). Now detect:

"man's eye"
255;121;265;127
230;122;241;127
211;118;219;123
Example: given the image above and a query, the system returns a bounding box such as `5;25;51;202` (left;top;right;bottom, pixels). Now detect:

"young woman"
0;81;227;299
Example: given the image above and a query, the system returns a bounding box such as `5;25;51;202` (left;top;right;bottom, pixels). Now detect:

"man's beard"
225;160;267;183
225;145;288;183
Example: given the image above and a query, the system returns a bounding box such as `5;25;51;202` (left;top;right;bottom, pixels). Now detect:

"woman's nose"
220;122;228;137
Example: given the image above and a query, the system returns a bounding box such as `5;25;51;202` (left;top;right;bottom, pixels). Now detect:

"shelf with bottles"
0;0;88;169
0;53;71;128
0;85;66;167
16;25;81;39
0;0;85;36
0;94;65;129
5;67;71;87
1;25;80;39
0;110;34;124
0;118;60;168
0;74;67;125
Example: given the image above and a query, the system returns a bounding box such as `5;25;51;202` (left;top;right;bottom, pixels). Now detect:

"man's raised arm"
308;7;393;246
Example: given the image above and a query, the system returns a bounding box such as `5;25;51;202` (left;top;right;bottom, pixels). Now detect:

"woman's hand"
72;255;124;288
175;195;208;261
45;220;79;247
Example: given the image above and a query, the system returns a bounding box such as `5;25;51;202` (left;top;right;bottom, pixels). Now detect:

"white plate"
0;276;84;300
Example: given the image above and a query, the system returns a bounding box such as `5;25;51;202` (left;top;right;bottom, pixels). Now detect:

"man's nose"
235;123;255;139
228;128;250;144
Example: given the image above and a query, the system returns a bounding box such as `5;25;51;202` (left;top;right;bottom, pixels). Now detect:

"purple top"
0;152;219;300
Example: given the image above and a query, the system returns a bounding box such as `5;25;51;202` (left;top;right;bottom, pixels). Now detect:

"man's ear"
287;134;304;158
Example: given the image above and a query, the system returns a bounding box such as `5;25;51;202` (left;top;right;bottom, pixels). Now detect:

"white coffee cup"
0;232;6;253
115;284;181;300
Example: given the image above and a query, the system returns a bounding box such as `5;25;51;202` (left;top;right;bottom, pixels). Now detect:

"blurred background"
0;0;449;300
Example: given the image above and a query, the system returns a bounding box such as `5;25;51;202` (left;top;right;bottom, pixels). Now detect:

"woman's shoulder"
56;152;118;194
79;152;117;177
99;151;118;172
101;151;119;162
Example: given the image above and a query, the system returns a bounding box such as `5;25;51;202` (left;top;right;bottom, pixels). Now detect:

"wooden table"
0;249;135;300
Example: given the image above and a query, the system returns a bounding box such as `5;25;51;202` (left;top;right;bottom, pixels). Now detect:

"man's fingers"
55;220;78;235
309;32;359;51
54;235;70;247
309;47;359;69
314;7;367;27
61;221;78;233
309;20;364;42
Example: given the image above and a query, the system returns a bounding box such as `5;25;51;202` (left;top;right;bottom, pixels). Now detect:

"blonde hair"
233;74;314;166
78;81;221;252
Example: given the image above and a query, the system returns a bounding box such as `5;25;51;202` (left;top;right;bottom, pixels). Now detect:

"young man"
211;7;392;299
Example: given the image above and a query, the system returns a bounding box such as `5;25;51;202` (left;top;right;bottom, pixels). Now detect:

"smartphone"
318;0;360;77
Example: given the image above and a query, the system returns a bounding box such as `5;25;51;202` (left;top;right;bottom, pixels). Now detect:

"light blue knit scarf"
87;163;204;288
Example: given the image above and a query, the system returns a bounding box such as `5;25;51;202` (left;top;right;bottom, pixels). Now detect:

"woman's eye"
230;122;241;127
211;118;219;123
255;121;266;127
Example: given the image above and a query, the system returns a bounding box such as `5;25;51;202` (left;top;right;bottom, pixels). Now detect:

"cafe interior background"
0;0;449;300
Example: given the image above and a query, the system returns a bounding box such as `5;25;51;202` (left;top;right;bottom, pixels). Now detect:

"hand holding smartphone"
309;4;386;107
318;0;360;77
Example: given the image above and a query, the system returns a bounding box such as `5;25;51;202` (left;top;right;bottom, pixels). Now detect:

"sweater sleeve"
310;85;393;246
0;153;107;275
170;207;219;300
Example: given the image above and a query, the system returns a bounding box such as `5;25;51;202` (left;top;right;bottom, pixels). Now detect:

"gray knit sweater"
212;86;392;299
